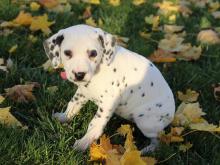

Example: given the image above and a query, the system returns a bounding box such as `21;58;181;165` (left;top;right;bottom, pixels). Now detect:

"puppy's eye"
89;50;97;58
64;50;72;58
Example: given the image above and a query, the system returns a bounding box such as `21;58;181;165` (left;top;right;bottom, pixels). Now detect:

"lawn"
0;0;220;164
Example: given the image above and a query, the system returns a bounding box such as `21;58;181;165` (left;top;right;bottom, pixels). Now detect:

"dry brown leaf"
159;131;184;144
197;29;220;44
177;89;199;103
114;35;129;48
80;6;92;19
148;49;177;63
5;82;40;103
164;25;184;34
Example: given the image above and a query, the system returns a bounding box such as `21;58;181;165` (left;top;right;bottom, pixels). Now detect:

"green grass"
0;0;220;164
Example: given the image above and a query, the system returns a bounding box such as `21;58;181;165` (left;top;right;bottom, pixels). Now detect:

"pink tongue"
60;71;67;80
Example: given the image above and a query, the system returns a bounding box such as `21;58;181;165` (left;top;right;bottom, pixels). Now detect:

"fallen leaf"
212;11;220;19
197;29;220;44
180;45;202;61
28;34;38;43
30;2;41;11
5;82;40;103
177;89;199;103
0;107;23;127
142;157;157;165
85;17;97;27
213;84;220;101
82;0;100;5
179;142;193;152
164;25;184;34
13;11;33;26
80;6;92;19
8;44;18;54
39;0;59;8
0;95;5;104
190;122;220;132
139;31;151;39
109;0;120;6
120;150;145;165
114;35;129;48
0;58;7;72
145;15;160;31
172;102;206;127
200;17;211;29
117;124;137;151
30;14;55;35
132;0;146;6
171;127;185;136
159;131;184;144
148;49;177;63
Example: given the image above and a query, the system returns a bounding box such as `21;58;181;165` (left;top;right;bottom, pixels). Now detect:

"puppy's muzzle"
74;72;86;81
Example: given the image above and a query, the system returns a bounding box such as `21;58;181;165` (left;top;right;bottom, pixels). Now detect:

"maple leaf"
179;142;193;152
145;15;160;31
189;122;220;132
30;14;55;35
159;128;184;145
148;49;177;63
177;89;199;103
132;0;146;6
172;102;206;127
109;0;120;7
39;0;59;8
120;150;145;165
0;107;23;127
5;82;40;103
117;124;137;151
13;11;33;26
30;2;41;11
197;29;220;45
85;17;97;27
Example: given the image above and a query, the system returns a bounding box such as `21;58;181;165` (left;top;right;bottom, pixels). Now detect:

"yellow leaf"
28;34;38;43
30;2;41;11
90;143;107;161
39;0;59;8
164;25;184;34
177;89;199;103
132;0;146;6
85;17;97;27
171;127;185;136
179;142;193;152
120;151;145;165
30;14;55;35
8;44;18;54
83;0;100;5
5;82;40;103
139;31;151;39
159;131;184;144
0;107;23;127
172;102;206;127
197;29;220;44
190;123;220;132
109;0;120;6
12;11;33;26
142;157;157;165
180;45;202;61
117;124;137;151
0;95;5;104
154;1;179;16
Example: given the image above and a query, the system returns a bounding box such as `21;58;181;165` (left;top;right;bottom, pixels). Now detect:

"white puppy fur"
43;24;175;154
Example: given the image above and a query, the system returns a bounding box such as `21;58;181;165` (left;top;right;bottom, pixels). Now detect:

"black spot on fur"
103;49;106;53
138;114;144;117
105;90;108;93
106;49;111;55
142;93;145;97
113;68;117;72
138;86;141;89
50;45;54;51
100;95;103;98
52;39;56;44
151;82;154;86
150;63;153;67
98;35;104;48
55;35;64;46
125;83;127;87
74;97;78;101
49;52;53;59
112;81;114;85
156;103;162;108
55;51;59;57
117;83;120;87
100;108;103;112
96;114;101;118
106;116;109;119
130;90;133;93
134;67;137;71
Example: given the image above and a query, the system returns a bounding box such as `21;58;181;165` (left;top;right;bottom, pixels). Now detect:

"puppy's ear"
43;32;64;69
95;28;116;65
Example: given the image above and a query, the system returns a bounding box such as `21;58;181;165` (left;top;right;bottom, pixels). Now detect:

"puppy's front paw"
52;112;68;123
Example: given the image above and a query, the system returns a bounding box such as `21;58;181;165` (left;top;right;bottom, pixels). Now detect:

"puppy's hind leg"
140;138;159;156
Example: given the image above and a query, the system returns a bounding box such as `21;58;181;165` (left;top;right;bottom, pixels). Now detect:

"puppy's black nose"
74;72;86;81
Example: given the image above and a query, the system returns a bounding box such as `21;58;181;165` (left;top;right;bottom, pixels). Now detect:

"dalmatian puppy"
43;24;175;154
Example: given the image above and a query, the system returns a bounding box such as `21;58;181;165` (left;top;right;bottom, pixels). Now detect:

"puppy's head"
43;24;116;84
